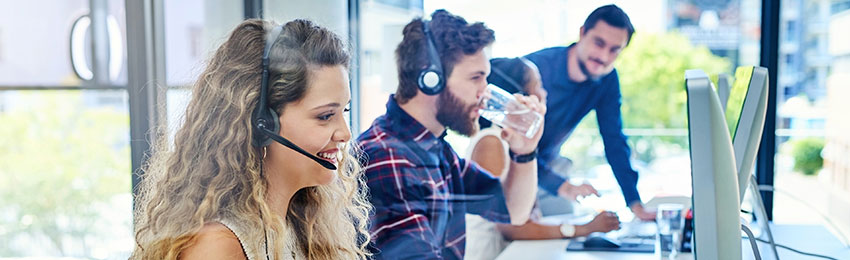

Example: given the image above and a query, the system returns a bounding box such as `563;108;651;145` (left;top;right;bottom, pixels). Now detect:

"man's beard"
578;57;609;83
435;89;479;137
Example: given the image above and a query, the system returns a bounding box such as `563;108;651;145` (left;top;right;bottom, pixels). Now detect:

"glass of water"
478;84;543;138
656;203;684;259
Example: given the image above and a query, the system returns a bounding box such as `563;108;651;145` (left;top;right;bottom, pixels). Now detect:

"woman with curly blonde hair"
132;19;371;259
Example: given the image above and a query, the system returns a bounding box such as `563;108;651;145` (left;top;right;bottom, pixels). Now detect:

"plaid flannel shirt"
358;95;511;259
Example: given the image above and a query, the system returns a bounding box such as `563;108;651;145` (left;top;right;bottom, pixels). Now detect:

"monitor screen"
725;66;754;141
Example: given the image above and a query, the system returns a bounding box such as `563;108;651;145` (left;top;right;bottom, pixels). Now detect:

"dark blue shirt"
358;95;511;259
524;44;641;206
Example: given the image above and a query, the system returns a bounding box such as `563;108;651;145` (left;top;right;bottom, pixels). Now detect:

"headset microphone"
258;127;338;170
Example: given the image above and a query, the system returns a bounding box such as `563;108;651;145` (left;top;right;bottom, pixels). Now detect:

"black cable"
259;157;271;260
744;236;840;260
262;216;270;260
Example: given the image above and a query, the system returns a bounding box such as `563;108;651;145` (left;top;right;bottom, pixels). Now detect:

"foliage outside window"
0;91;132;258
789;137;825;176
561;32;731;171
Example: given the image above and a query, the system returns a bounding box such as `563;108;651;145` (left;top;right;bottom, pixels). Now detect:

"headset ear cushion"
252;107;282;147
423;71;440;88
266;107;281;137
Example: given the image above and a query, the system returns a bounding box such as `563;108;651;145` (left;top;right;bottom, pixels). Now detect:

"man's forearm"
502;159;537;225
496;221;563;240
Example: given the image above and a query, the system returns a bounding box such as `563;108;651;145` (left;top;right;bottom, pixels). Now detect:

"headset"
417;20;445;95
251;24;337;171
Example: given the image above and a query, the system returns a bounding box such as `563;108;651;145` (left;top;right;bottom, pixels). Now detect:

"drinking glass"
656;203;684;259
478;84;543;138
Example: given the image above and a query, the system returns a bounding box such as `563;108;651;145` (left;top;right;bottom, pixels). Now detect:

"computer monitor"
725;66;779;258
716;73;732;110
726;66;769;202
685;69;742;260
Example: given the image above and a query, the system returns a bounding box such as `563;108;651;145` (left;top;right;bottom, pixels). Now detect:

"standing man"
358;10;545;259
524;4;655;220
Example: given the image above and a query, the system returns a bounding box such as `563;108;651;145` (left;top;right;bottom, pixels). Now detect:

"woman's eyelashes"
318;112;335;121
317;107;349;121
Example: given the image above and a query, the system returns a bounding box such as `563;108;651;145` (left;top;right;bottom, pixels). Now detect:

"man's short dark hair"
582;4;635;45
394;9;495;104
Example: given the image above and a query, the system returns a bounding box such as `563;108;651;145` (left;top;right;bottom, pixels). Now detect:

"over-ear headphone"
417;20;445;95
251;24;336;170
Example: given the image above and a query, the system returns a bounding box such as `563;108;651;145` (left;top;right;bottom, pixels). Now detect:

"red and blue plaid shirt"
358;95;511;259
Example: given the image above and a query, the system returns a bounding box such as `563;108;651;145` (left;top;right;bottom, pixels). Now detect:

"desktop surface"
567;236;656;253
495;224;850;260
498;239;689;260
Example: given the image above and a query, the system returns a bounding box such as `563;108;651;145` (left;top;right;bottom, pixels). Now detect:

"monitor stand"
746;174;780;259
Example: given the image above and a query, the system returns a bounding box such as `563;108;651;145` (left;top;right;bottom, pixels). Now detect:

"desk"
496;224;850;260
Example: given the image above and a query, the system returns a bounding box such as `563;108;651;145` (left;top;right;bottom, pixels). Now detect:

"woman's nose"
334;120;352;143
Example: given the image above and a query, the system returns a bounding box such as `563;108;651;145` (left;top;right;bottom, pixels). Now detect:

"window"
786;20;798;41
0;1;132;258
775;0;850;239
0;1;127;87
0;90;131;258
832;0;850;15
162;0;243;142
357;0;423;133
0;28;4;62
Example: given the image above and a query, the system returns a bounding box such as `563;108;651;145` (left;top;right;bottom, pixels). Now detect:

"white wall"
264;0;349;38
424;0;666;58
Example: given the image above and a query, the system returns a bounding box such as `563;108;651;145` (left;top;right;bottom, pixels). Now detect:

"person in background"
464;57;620;260
131;19;371;259
524;4;656;220
358;10;546;259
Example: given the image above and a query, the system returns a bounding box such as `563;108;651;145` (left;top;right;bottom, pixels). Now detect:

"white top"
464;127;512;260
217;217;301;260
465;214;512;260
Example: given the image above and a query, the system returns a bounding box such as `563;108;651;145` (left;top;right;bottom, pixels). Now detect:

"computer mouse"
583;236;622;249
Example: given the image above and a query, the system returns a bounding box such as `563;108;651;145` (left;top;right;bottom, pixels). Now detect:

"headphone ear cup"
251;107;281;147
418;69;444;95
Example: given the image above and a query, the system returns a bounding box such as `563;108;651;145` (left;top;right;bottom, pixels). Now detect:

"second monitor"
726;66;769;200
